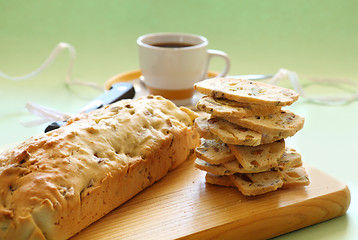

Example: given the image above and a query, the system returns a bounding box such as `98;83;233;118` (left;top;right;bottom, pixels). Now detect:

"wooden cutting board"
70;157;350;240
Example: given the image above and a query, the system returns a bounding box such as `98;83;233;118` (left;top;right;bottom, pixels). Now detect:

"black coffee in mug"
151;42;195;48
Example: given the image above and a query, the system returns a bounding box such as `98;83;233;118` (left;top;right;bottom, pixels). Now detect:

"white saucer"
128;77;204;107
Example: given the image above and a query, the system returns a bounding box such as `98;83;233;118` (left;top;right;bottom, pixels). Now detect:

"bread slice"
205;172;235;187
195;145;301;175
227;140;285;172
281;166;310;188
194;78;299;106
195;139;236;164
0;95;200;240
194;158;235;175
195;157;258;175
204;165;309;195
194;116;216;140
196;96;282;118
278;147;302;171
223;109;305;138
222;160;261;174
206;117;262;146
195;116;283;146
229;171;283;196
223;146;300;173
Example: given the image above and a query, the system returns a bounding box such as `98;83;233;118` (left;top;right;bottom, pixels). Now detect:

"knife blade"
44;82;135;132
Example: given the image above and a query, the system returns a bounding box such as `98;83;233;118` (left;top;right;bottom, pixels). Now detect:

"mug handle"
205;49;231;78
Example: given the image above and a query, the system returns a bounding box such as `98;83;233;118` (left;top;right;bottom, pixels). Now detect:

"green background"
1;0;357;82
1;1;358;239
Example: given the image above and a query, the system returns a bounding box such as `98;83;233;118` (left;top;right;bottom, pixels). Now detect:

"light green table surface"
1;1;358;239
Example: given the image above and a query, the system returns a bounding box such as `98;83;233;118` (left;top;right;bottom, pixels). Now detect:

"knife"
44;82;135;132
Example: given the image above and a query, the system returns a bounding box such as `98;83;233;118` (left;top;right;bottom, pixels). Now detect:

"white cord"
0;42;106;127
0;42;104;91
269;68;358;105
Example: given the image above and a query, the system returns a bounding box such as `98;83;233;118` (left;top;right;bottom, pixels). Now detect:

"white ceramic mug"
137;33;230;105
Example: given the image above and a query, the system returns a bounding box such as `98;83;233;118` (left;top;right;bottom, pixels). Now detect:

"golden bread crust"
0;95;199;240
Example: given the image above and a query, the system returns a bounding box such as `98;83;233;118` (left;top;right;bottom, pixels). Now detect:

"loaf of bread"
0;95;200;240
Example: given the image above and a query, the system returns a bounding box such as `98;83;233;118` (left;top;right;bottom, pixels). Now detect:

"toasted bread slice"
195;157;266;175
205;173;235;187
223;109;304;138
194;158;235;175
195;139;236;164
222;146;301;173
229;171;283;196
222;158;273;174
203;166;309;195
227;140;285;172
281;166;310;188
195;116;283;146
194;78;299;106
196;96;282;118
194;116;216;140
206;117;262;146
278;147;302;171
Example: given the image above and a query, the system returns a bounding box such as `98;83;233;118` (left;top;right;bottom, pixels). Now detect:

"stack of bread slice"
193;78;310;196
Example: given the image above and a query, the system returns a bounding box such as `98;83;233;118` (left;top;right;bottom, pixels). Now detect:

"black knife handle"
44;121;65;133
44;82;135;133
81;82;135;113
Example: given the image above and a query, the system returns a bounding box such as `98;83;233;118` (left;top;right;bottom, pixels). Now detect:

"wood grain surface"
70;158;351;240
